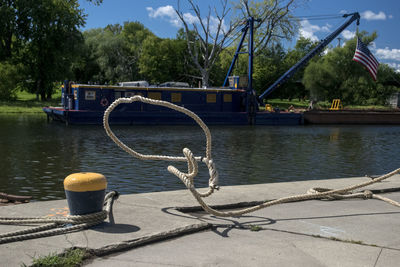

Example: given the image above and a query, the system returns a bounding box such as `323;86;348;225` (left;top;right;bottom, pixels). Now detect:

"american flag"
352;38;379;81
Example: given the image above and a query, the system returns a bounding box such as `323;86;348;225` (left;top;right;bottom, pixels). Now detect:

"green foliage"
23;0;85;100
75;21;155;84
0;61;23;100
250;225;263;231
71;28;102;83
279;37;320;100
0;0;85;100
76;22;200;86
266;98;309;109
139;36;188;84
253;44;286;95
30;248;86;267
303;32;398;105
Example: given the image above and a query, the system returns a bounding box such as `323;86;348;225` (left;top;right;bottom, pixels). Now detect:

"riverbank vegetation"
29;248;87;267
0;91;60;113
1;0;399;109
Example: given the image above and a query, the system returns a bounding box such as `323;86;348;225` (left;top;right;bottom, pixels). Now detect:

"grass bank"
265;99;390;111
0;91;60;113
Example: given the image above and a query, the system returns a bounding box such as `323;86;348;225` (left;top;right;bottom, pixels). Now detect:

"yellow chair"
265;104;273;112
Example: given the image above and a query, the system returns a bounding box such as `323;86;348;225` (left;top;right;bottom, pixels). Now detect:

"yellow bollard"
64;172;107;215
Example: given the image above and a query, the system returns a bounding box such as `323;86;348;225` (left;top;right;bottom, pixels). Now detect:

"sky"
78;0;400;72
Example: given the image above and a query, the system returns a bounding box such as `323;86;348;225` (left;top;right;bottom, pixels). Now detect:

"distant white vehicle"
119;81;149;87
159;81;190;88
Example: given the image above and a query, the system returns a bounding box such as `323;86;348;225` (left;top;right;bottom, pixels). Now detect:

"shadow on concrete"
162;207;200;220
92;222;141;234
210;215;276;237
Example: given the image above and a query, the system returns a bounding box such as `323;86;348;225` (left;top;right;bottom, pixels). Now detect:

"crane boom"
258;12;360;102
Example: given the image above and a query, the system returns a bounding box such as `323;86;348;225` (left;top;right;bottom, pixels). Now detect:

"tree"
277;37;319;100
139;37;188;84
234;0;301;54
303;32;397;105
0;0;32;61
0;0;105;100
20;0;85;100
71;29;102;84
0;61;23;100
216;45;248;86
76;21;155;84
175;0;238;87
122;21;156;82
253;43;286;97
0;0;17;61
90;24;130;84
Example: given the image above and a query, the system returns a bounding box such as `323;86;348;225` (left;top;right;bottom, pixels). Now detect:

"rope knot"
363;190;373;199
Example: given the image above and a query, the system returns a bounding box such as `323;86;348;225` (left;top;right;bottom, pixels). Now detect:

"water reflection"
1;114;400;201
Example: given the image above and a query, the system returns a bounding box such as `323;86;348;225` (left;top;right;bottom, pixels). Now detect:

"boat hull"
43;107;303;125
304;110;400;124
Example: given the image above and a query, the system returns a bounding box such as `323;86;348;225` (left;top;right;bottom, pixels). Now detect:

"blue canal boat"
43;82;302;125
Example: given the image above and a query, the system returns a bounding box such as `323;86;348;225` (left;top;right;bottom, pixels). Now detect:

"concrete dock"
1;175;400;266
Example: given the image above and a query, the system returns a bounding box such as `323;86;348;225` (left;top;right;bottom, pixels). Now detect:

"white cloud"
361;10;387;20
387;63;400;73
146;5;226;34
321;24;331;32
341;29;355;40
146;5;181;27
183;12;199;24
323;47;332;55
375;47;400;61
206;17;227;33
389;14;394;19
299;19;331;42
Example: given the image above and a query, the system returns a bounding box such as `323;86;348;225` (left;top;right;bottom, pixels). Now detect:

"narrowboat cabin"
42;80;303;125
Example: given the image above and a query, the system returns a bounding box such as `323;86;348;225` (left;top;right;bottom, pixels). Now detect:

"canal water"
1;114;400;201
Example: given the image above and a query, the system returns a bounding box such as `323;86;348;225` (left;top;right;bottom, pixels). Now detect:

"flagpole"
356;25;359;38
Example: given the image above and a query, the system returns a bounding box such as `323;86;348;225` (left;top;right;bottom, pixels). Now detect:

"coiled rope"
104;96;400;217
0;191;118;244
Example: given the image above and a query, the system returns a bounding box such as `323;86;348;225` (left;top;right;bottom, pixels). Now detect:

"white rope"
103;96;218;193
103;96;400;217
0;191;118;244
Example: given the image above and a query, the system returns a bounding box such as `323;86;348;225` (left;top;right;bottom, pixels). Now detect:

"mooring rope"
0;191;118;244
104;96;400;217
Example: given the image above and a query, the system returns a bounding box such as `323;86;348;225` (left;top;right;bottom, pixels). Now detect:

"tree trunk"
201;70;209;88
40;92;46;101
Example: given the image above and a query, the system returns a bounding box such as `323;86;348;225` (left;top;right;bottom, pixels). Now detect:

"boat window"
206;94;217;103
148;92;162;100
85;90;96;100
126;92;135;98
114;91;123;99
171;93;181;103
223;94;232;102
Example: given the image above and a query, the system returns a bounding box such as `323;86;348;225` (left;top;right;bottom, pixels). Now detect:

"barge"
304;109;400;124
